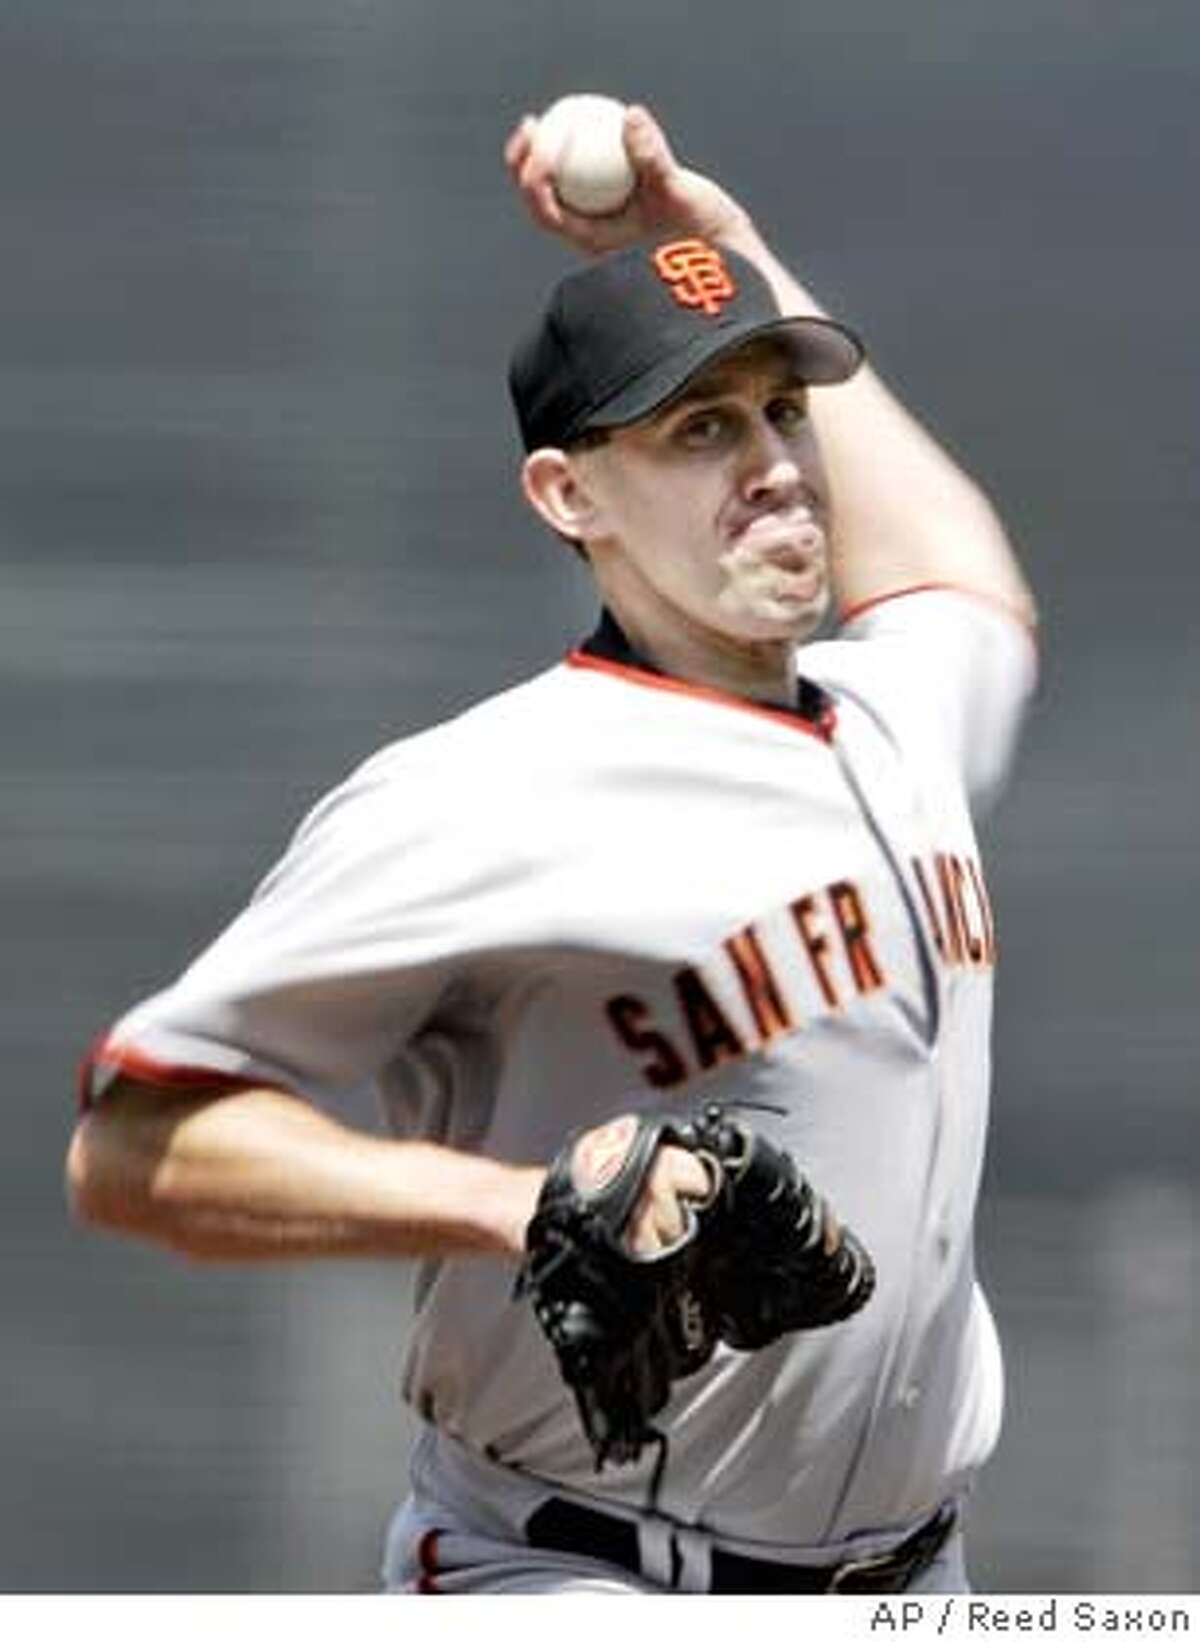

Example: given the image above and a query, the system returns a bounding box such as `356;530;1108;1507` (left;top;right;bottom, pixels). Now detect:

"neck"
599;587;799;708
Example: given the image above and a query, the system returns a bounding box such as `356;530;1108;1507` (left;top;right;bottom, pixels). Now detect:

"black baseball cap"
509;236;864;452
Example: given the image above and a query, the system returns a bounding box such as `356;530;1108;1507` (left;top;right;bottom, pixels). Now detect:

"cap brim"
579;315;865;436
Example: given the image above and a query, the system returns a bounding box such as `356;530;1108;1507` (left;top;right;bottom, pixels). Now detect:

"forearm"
719;219;1037;625
66;1080;542;1263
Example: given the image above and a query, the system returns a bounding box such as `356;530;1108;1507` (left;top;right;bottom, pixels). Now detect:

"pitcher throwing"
69;99;1038;1594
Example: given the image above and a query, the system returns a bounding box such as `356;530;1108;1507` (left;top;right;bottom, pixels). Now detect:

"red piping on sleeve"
77;1035;292;1112
839;581;1038;641
416;1528;443;1594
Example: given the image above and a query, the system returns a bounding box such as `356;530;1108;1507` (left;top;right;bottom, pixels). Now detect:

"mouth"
733;509;826;557
718;542;828;622
762;545;822;580
729;510;826;584
764;564;827;609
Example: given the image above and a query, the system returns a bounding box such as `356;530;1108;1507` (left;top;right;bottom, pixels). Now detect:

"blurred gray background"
4;0;1197;1594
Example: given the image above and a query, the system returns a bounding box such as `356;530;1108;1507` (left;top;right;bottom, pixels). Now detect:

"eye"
675;408;732;449
767;395;809;434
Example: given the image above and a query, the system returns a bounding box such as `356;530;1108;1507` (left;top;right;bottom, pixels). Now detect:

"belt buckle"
827;1504;955;1595
827;1546;906;1595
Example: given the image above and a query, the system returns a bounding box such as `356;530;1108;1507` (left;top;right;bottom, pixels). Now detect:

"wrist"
490;1164;545;1258
711;208;766;261
337;1138;545;1261
718;227;829;323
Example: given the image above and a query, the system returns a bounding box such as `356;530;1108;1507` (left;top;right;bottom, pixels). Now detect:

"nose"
739;420;807;506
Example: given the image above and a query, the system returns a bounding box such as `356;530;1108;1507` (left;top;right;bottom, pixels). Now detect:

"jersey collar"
568;608;837;741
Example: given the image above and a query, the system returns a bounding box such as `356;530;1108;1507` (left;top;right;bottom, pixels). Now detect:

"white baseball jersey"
83;584;1036;1550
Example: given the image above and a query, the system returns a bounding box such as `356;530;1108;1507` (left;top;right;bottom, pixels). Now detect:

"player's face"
577;338;833;648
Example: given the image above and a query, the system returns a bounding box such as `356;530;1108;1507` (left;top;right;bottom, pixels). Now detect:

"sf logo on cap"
653;239;737;316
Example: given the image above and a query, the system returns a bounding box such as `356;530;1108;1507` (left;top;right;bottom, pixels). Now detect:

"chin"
745;595;830;645
790;581;833;638
711;573;832;648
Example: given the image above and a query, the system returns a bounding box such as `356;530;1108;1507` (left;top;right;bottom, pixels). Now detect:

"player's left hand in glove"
517;1105;876;1480
515;1112;719;1472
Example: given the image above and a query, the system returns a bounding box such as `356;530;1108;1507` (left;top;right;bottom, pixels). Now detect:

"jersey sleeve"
80;740;492;1111
811;586;1038;810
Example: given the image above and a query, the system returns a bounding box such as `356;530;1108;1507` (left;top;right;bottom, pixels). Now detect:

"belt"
526;1496;958;1594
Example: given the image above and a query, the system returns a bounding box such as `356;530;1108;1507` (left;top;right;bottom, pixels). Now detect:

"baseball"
536;94;636;216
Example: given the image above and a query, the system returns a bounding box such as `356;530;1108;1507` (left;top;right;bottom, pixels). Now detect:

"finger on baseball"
623;104;677;183
503;116;535;174
507;122;548;200
515;143;567;231
514;174;564;234
551;206;625;256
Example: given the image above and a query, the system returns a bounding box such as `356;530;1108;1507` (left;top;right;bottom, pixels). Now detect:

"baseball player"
67;104;1037;1595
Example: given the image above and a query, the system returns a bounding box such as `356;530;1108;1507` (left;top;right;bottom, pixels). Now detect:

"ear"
520;448;606;545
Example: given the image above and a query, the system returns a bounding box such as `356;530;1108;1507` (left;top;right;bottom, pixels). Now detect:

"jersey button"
900;1385;921;1410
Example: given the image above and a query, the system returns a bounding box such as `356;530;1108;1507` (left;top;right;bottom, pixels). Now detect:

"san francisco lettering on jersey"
605;852;994;1088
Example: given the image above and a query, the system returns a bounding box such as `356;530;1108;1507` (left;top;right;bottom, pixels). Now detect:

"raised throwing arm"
506;103;1036;628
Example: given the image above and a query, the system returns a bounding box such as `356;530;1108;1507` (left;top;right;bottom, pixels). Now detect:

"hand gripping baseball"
515;1112;721;1472
682;1104;876;1349
503;102;750;258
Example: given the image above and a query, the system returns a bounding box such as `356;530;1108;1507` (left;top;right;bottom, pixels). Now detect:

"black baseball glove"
679;1102;876;1349
515;1111;720;1472
516;1103;875;1475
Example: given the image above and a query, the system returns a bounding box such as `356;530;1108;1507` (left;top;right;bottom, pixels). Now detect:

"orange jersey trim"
77;1034;292;1112
839;580;1039;643
416;1528;443;1594
564;649;836;742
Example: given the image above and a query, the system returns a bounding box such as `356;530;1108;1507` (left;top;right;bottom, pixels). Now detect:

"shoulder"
329;662;575;781
802;585;1039;807
275;663;581;860
800;584;1037;731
